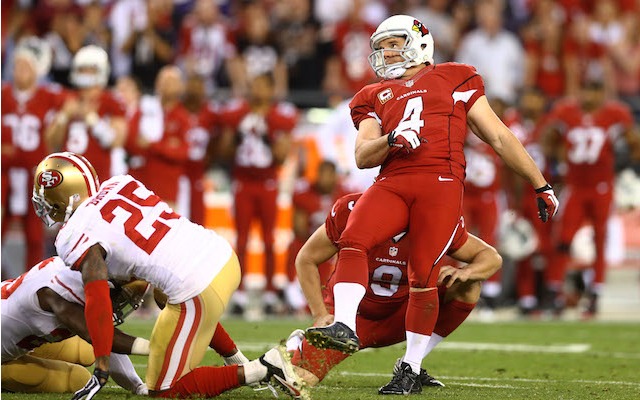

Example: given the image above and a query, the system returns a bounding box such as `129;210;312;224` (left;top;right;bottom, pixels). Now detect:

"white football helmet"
32;152;100;227
13;36;52;78
70;45;110;88
368;15;434;80
498;211;539;261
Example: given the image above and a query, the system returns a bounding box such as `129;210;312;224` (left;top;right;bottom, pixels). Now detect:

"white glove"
387;130;426;152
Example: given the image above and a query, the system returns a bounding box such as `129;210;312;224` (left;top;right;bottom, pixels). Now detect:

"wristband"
535;184;553;193
131;337;150;355
94;368;110;382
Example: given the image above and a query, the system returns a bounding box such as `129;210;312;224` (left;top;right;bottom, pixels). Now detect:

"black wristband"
535;184;553;194
387;131;396;147
94;368;109;381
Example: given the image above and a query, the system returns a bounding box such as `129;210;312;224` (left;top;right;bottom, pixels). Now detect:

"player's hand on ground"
438;265;471;288
72;368;109;400
313;314;334;327
387;130;427;153
535;184;559;222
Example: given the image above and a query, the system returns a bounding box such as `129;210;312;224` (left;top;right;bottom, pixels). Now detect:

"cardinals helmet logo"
37;170;63;188
412;20;429;37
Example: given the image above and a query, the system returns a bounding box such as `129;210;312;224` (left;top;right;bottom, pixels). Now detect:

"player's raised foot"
379;361;422;395
259;345;309;399
393;358;444;387
304;322;360;354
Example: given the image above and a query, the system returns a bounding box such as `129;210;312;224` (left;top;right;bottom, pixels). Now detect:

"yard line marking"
453;383;524;389
338;372;640;387
436;341;591;353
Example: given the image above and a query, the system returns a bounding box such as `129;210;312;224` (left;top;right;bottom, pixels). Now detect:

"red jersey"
62;91;126;180
463;133;501;196
1;83;65;169
292;181;346;237
350;63;485;182
546;99;633;186
323;193;468;320
186;102;218;179
220;99;298;181
524;40;564;98
127;103;191;202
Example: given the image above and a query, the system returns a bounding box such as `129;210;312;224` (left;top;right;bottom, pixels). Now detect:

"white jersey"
1;257;85;362
55;174;234;303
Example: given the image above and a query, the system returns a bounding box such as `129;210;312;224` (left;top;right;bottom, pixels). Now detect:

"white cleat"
259;345;310;399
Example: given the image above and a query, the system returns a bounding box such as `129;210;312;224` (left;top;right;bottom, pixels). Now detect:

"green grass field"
4;318;640;400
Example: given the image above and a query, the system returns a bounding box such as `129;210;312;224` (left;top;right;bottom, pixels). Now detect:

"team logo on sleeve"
412;20;429;37
378;88;394;104
37;170;63;188
389;246;399;257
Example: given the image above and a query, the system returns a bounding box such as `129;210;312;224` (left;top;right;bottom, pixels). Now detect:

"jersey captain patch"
378;88;394;104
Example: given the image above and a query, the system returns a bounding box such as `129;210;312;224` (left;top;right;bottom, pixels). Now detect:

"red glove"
387;130;427;153
535;184;559;222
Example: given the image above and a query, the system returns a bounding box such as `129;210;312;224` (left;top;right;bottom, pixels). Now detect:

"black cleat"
393;358;444;387
379;361;422;395
305;322;360;354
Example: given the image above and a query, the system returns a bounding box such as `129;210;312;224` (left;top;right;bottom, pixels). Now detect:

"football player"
543;80;640;317
292;193;501;391
1;257;147;394
304;14;557;395
219;73;298;318
45;45;127;180
31;152;307;399
1;36;64;270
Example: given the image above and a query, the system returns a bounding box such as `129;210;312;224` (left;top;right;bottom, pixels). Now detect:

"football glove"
387;130;427;153
72;369;109;400
535;184;559;222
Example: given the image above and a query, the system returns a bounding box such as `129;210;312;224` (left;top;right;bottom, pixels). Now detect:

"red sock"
405;289;438;335
153;366;240;398
292;339;349;382
210;323;236;356
334;248;369;286
433;300;476;337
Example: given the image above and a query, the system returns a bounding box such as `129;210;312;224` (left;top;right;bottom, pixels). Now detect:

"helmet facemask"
31;187;79;227
110;280;149;326
368;34;419;80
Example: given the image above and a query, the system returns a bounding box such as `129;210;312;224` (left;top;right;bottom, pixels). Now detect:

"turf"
4;318;640;399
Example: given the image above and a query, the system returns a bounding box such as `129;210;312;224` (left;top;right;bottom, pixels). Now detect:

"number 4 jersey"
323;193;468;320
55;174;234;304
349;63;485;181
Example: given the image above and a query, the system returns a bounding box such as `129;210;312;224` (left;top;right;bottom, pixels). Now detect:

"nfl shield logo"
389;246;399;257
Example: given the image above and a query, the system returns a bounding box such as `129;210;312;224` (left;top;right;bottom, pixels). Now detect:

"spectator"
113;75;142;119
82;0;110;50
177;0;238;95
456;0;525;104
219;73;298;320
122;0;176;93
322;0;376;98
232;1;288;99
608;9;640;108
44;8;89;87
108;0;147;78
126;65;191;209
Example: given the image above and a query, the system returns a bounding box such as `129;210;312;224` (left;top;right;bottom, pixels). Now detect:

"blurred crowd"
2;0;640;320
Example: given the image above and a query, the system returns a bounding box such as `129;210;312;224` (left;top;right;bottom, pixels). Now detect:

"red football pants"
233;179;278;290
547;184;613;288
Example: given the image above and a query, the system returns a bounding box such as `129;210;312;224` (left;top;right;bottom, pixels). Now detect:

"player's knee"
445;281;482;303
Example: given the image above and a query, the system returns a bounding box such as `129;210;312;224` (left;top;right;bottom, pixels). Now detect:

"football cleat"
379;361;422;395
393;358;444;387
259;346;309;399
305;322;360;354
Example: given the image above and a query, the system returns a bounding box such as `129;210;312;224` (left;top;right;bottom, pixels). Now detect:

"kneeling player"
1;257;148;394
291;193;502;391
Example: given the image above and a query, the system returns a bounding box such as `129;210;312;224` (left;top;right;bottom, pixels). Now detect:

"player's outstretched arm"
354;118;390;169
438;233;502;288
295;224;338;326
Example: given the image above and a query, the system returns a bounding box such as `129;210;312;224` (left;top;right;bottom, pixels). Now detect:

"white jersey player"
31;152;307;400
1;256;146;394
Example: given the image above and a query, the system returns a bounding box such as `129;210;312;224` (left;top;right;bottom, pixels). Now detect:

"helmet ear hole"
421;44;427;50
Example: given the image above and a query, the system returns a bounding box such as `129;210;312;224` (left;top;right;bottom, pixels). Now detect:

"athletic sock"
156;366;239;398
210;323;237;356
332;248;369;331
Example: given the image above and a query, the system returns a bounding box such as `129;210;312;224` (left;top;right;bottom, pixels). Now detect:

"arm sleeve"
457;65;486;112
349;88;376;129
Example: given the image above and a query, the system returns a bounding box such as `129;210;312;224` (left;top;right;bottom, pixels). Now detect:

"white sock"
223;349;250;365
403;331;431;374
333;282;366;331
242;359;268;384
421;333;444;358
